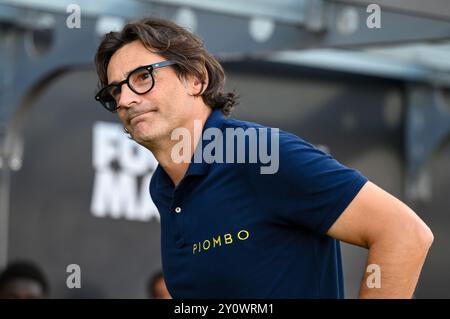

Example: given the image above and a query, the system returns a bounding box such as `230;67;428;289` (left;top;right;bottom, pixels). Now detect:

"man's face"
107;40;196;146
0;278;45;299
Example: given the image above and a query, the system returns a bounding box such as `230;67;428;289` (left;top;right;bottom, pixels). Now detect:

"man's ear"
186;71;208;96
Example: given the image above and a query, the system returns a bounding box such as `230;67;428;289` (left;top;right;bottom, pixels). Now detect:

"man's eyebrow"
107;65;146;85
108;72;129;86
107;79;121;86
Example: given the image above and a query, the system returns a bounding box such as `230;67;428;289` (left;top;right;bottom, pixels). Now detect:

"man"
147;271;172;299
0;260;49;299
94;17;433;298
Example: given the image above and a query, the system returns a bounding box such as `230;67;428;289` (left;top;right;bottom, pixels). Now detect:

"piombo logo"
193;230;250;255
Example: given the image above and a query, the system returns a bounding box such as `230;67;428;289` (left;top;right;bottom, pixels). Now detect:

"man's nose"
118;83;140;108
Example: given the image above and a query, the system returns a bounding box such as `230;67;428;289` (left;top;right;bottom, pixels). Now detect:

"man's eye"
138;73;150;82
111;86;121;98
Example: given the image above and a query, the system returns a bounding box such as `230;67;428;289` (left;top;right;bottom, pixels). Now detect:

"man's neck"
151;106;212;187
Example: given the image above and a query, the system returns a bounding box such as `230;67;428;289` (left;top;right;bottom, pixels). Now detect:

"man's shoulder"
222;116;315;148
221;116;267;130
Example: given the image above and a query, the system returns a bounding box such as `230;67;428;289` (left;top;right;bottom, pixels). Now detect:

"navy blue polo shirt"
150;109;368;298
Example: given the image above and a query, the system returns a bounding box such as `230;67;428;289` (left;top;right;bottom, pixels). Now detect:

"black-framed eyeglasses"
95;60;176;112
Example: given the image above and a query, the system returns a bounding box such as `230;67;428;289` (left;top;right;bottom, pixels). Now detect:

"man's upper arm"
326;181;432;248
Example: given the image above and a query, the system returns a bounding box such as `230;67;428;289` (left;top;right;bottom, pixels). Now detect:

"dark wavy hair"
95;17;237;116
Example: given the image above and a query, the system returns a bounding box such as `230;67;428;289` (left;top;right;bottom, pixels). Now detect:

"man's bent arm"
327;181;434;298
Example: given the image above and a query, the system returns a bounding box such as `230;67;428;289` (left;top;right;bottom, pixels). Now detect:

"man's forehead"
106;41;162;82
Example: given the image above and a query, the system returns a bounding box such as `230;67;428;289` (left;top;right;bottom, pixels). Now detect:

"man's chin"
131;129;163;146
132;132;154;144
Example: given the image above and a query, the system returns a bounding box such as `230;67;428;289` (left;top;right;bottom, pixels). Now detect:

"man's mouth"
129;110;157;125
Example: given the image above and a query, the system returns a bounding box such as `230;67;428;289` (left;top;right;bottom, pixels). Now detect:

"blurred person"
93;17;433;298
0;260;49;299
147;271;171;299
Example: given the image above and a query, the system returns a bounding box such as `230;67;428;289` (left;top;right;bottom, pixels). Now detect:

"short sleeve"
246;130;368;235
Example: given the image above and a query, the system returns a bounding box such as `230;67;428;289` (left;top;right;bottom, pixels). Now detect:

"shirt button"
175;207;182;213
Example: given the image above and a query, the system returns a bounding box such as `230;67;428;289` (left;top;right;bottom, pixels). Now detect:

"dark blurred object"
147;271;171;299
0;260;49;299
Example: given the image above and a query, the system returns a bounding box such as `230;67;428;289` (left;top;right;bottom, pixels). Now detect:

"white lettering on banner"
90;121;159;221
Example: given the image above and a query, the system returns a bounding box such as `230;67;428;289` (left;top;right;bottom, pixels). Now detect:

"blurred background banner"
0;0;449;298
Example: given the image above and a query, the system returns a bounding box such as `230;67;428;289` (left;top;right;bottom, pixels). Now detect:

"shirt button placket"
172;187;185;248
